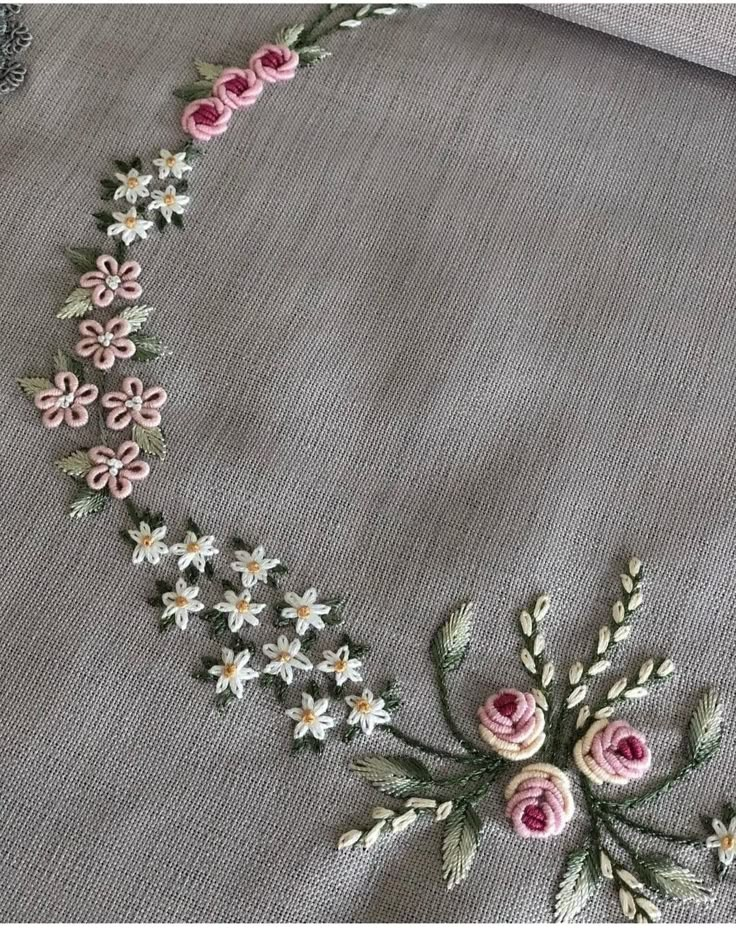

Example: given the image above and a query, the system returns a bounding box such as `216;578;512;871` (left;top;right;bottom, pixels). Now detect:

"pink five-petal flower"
101;377;167;430
86;441;150;500
79;255;143;309
181;96;232;141
477;689;546;761
574;719;652;786
504;763;575;839
33;371;98;428
213;67;263;109
249;44;299;83
75;317;136;371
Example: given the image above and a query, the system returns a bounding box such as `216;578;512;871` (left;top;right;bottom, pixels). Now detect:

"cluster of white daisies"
128;519;392;741
106;149;193;245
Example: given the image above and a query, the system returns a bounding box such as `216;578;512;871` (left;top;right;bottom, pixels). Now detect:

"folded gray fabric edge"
526;2;736;77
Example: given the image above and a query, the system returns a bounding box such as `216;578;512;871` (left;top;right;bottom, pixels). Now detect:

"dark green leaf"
173;80;214;102
69;487;107;519
64;246;100;273
130;334;167;362
637;853;709;900
297;45;331;66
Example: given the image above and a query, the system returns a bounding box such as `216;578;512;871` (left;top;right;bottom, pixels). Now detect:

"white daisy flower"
208;647;258;698
281;588;331;635
262;634;312;684
214;589;266;632
161;578;204;630
128;520;168;565
286;692;335;740
706;817;736;866
231;545;280;587
107;208;154;245
169;530;218;573
152;149;193;180
114;168;153;204
345;689;391;736
148;185;190;223
317;644;362;686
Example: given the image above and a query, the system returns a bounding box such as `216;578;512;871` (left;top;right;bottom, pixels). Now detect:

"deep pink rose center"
195;103;219;126
225;75;250;95
262;51;283;70
521;803;546;832
616;735;645;761
493;692;518;718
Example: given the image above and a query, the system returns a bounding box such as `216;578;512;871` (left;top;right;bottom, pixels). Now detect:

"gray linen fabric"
529;3;736;76
2;3;736;922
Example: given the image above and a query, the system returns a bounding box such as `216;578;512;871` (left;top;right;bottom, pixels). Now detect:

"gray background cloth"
2;3;736;922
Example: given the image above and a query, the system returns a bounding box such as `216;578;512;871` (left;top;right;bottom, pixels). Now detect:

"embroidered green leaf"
297;45;332;65
194;59;225;80
100;178;119;200
637;853;710;900
64;246;100;273
57;287;93;319
92;210;116;234
121;303;154;333
379;679;401;712
431;601;474;673
275;23;304;47
69;487;107;519
350;755;432;798
441;802;482;890
56;450;92;478
554;847;600;922
688;689;722;763
132;424;166;459
52;349;83;378
173;80;214;102
17;376;53;398
130;334;168;362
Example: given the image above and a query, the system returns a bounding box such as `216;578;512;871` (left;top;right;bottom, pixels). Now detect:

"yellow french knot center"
247;560;260;573
164;193;176;206
175;596;188;608
236;600;248;612
125;217;137;228
722;835;735;852
334;659;348;672
297;606;311;619
127;177;138;188
141;536;153;547
186;542;200;553
278;651;290;663
166;156;176;166
223;663;237;679
302;710;316;724
356;699;372;714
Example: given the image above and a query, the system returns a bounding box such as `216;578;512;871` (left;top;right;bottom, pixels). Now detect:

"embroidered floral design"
231;545;281;587
504;763;575;839
86;441;149;499
286;692;335;741
213;589;266;631
345;688;391;736
280;588;331;634
318;645;363;687
262;634;312;684
75;317;136;369
181;96;232;141
208;646;259;698
101;377;167;430
477;689;546;761
213;66;263;108
574;719;651;786
152;148;192;180
250;43;299;83
0;4;32;96
107;207;154;244
128;520;168;565
33;371;98;428
161;577;204;630
113;168;152;204
170;529;218;573
707;815;736;868
148;185;190;223
79;255;143;308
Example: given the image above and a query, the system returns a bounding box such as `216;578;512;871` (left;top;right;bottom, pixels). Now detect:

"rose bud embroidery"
573;719;652;786
181;96;232;141
504;763;575;839
212;67;263;109
249;43;299;83
477;689;546;761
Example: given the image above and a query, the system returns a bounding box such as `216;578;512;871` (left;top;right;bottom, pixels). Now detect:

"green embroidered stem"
435;666;487;759
385;723;484;764
604;807;704;850
295;4;341;46
599;759;703;812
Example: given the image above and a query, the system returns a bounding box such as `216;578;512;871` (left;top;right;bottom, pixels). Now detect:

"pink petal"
107;317;131;338
111;338;136;360
75;384;98;405
88;445;114;465
118;441;141;465
118;281;142;301
79;319;103;337
109;475;132;499
100;391;128;409
34;388;62;410
141;386;167;408
41;407;64;428
119;260;141;281
106;407;131;430
97;255;118;276
79;270;105;287
122;377;143;397
123;460;150;481
65;405;89;428
94;347;116;370
75;338;99;358
54;371;79;393
92;286;114;308
86;465;111;490
133;407;161;428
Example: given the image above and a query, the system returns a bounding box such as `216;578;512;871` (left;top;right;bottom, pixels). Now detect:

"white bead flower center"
58;392;75;408
125;396;143;410
105;274;121;290
107;457;123;476
98;333;114;347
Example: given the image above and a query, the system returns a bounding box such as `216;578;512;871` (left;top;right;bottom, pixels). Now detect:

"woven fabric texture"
2;3;736;922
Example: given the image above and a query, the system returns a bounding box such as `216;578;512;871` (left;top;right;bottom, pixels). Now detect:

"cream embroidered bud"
370;807;396;819
519;610;533;637
628;557;642;578
608;678;628;700
520;648;536;674
613;625;631;642
569;661;584;685
597;626;611;654
576;705;590;728
363;821;385;847
628;591;643;611
594;705;615;719
656;659;674;677
617;869;644;891
532;688;548;711
624;687;648;700
533;594;550;621
338;829;363;849
588;660;611;676
542;662;555;687
600;850;613;879
620;573;634;594
567;684;587;708
635;898;661;922
619;887;636;920
612;600;626;624
637;659;654;684
391;809;418;832
533;633;545;656
435;800;453;822
404;797;436;809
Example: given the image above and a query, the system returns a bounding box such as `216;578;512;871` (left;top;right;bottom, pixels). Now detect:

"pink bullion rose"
249;44;299;83
75;317;136;370
213;67;263;109
79;255;142;308
504;763;575;839
86;441;150;500
477;689;546;760
101;377;167;430
33;371;98;428
574;719;652;786
181;96;232;141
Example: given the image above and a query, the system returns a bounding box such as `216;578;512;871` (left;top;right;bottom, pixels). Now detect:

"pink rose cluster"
574;719;652;786
181;44;299;142
477;689;546;761
504;763;575;839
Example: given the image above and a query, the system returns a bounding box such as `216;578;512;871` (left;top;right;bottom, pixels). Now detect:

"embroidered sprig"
0;3;31;96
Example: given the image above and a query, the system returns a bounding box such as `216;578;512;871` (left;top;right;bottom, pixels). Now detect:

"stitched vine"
16;4;732;922
0;4;31;96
